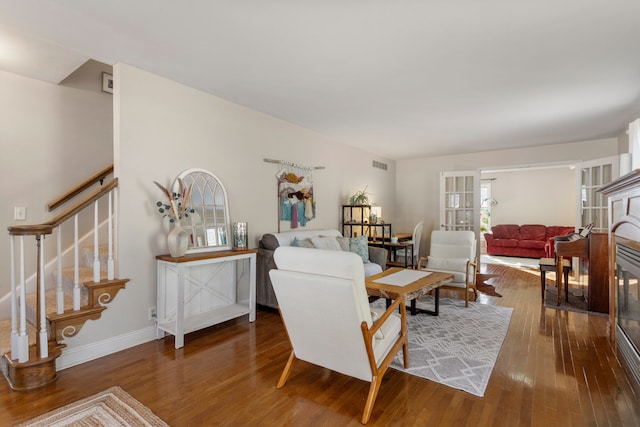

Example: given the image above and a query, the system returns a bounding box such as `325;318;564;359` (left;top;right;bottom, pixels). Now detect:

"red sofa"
484;224;574;259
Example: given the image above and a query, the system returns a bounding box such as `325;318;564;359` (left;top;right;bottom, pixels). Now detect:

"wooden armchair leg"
361;375;382;424
277;351;297;388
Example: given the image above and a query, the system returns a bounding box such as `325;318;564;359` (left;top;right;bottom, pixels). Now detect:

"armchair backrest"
412;221;424;257
430;230;476;261
270;246;375;381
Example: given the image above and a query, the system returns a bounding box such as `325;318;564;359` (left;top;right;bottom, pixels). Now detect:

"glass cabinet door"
440;171;479;231
578;156;619;233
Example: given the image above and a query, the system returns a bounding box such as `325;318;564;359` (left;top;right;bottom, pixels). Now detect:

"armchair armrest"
368;246;388;270
362;296;408;371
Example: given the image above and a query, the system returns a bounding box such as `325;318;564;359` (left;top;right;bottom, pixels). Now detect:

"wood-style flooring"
2;263;640;426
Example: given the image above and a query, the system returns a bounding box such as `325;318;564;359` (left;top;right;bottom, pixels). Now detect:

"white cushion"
424;268;467;283
311;236;342;251
427;256;468;272
363;261;383;277
274;229;342;247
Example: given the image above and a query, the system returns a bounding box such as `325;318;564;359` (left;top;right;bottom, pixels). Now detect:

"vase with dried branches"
154;179;194;257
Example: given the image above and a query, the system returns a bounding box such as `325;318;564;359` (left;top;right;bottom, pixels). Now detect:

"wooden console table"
156;250;257;349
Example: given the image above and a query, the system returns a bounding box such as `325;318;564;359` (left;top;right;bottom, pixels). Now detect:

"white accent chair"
418;230;478;307
396;221;423;268
270;246;408;424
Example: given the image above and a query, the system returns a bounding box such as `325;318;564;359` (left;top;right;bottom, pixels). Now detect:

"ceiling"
1;1;639;160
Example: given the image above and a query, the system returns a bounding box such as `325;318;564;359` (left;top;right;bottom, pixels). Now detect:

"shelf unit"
341;205;392;242
155;250;257;349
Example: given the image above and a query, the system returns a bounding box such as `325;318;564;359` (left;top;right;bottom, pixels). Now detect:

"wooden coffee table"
365;267;454;316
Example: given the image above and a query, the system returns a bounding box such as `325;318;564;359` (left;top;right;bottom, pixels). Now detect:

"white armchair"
419;230;478;307
270;246;408;424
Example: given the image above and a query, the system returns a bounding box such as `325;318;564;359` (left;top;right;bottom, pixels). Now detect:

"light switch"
14;207;26;221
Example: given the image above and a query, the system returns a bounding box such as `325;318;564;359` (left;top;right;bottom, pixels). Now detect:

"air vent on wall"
372;160;387;171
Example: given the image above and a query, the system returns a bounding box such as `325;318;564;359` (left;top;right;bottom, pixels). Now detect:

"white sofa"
257;229;388;309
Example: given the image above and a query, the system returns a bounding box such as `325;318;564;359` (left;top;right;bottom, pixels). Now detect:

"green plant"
349;186;370;205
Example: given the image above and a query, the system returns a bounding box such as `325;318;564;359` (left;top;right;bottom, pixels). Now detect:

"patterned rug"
15;386;169;427
373;297;513;397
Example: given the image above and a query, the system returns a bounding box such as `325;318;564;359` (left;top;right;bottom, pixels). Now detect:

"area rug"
373;297;513;397
15;386;169;427
543;284;588;313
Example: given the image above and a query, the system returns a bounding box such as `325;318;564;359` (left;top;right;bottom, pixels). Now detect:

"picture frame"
102;72;114;94
206;228;217;246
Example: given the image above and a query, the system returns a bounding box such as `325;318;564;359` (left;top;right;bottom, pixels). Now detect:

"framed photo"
217;227;227;245
102;72;114;94
206;228;217;246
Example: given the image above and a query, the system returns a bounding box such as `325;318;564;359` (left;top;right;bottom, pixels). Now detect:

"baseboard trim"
56;326;157;371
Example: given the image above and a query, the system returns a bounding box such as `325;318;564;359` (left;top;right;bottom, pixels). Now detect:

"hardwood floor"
2;263;640;426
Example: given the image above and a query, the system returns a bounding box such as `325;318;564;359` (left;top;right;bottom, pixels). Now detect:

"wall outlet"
148;306;157;320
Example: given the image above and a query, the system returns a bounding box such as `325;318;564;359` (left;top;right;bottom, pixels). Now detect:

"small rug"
373;297;513;397
543;284;588;313
15;386;169;427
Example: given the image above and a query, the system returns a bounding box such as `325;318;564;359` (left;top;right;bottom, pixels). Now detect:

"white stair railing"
7;177;118;364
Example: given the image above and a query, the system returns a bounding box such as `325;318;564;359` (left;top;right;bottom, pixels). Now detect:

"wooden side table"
539;257;571;302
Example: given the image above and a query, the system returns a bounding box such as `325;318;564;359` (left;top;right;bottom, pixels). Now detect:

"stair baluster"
108;192;114;280
10;236;19;360
73;214;80;311
93;200;100;283
36;234;48;358
17;236;28;363
56;225;64;314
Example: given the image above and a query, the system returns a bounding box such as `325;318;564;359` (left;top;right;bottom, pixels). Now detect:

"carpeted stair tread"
59;266;108;283
25;290;74;318
0;319;36;356
81;246;111;272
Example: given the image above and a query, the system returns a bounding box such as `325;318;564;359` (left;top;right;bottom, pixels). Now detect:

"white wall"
65;63;396;347
483;166;575;227
395;138;621;255
0;69;113;298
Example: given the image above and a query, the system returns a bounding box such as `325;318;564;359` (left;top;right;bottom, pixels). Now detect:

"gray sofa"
257;229;388;309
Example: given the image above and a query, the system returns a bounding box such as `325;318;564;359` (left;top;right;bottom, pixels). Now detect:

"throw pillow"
291;237;315;248
349;235;370;263
310;236;342;251
336;236;350;251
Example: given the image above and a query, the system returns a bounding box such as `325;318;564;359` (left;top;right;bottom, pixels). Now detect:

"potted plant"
349;186;370;206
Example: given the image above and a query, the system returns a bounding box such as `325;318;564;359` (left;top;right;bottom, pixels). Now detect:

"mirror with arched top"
174;168;231;253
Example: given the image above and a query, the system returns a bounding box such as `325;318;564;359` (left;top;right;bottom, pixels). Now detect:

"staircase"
0;165;130;390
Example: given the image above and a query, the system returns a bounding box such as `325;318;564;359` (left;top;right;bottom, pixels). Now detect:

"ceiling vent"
372;160;388;171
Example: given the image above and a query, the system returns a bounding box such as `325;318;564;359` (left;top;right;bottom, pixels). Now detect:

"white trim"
56;326;158;371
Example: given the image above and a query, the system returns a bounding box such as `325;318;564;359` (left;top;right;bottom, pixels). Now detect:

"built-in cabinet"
156;250;257;349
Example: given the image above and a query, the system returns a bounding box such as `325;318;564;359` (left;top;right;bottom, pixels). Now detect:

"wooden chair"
418;230;478;306
269;246;408;424
395;221;424;268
